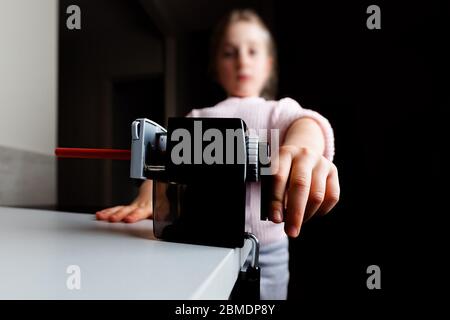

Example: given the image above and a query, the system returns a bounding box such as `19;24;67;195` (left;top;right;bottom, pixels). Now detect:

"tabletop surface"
0;206;249;300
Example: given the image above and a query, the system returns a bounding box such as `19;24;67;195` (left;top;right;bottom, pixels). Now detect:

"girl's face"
216;21;273;98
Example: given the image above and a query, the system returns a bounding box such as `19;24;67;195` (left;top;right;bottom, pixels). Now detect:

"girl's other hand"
271;145;340;237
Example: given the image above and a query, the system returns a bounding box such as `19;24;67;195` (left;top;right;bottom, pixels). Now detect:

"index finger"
270;148;293;223
285;156;315;237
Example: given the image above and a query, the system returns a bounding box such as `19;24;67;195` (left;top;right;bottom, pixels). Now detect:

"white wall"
0;0;57;207
0;0;57;155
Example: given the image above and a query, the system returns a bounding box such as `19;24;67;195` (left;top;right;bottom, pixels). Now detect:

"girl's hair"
209;9;278;100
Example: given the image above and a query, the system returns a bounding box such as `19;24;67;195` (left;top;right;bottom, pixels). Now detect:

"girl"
96;9;340;300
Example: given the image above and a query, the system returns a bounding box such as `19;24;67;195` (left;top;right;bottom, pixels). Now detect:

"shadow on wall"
0;145;56;208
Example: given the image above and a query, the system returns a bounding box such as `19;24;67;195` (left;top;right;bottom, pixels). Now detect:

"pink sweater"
187;96;335;245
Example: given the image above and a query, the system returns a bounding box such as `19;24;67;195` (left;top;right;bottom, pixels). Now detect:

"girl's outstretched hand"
270;145;340;238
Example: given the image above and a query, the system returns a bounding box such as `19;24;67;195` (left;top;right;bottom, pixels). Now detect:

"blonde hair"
209;9;278;100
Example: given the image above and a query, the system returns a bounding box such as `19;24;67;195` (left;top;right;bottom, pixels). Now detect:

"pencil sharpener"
130;117;272;248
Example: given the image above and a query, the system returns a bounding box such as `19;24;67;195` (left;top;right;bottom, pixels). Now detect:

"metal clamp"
232;232;261;300
243;232;259;270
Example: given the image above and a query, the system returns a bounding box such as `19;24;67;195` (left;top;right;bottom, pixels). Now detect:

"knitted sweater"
187;96;335;245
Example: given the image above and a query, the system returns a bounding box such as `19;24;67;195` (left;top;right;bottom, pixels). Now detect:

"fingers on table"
96;206;124;221
123;207;152;223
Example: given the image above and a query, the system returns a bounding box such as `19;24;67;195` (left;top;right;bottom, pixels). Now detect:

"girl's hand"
270;145;340;237
96;180;153;223
95;196;153;223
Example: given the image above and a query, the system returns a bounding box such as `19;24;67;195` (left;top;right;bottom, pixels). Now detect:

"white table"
0;206;251;299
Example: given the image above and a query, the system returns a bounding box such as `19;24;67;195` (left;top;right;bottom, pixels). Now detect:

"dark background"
58;0;448;304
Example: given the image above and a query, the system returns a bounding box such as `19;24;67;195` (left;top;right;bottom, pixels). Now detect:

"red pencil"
55;148;131;161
